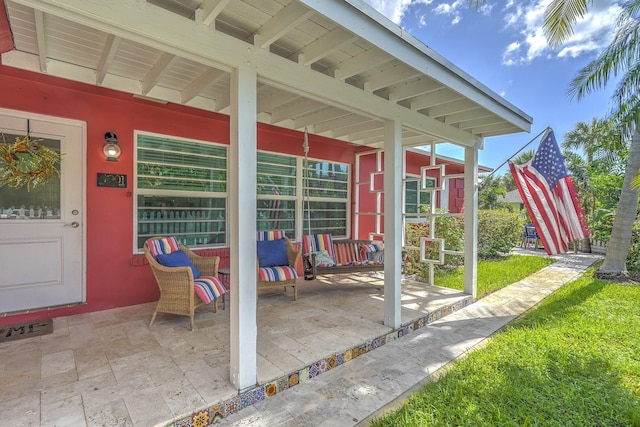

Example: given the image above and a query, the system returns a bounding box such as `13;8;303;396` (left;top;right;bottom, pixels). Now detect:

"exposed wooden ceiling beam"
386;78;442;102
196;0;231;27
270;99;325;124
332;120;381;138
442;109;494;125
141;52;176;95
252;2;313;48
257;91;300;113
297;28;358;66
364;63;421;92
12;0;492;146
427;99;479;119
96;34;121;85
181;67;226;103
410;88;463;111
293;107;350;129
331;49;391;80
34;10;46;72
312;113;369;134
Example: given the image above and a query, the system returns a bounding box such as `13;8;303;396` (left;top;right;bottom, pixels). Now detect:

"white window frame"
405;173;435;224
257;150;350;241
133;131;227;253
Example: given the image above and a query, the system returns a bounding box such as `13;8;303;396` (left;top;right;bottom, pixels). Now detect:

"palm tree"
478;175;508;210
563;118;619;171
545;0;640;279
511;149;535;165
562;118;628;253
468;0;639;276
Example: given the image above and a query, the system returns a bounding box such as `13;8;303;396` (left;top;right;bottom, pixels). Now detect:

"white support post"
463;144;478;298
383;119;402;328
229;65;258;390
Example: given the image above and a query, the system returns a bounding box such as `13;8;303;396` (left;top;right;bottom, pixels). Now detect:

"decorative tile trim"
162;296;473;426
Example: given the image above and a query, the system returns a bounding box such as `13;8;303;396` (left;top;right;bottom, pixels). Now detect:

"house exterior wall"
0;64;471;326
0;65;358;326
353;150;467;240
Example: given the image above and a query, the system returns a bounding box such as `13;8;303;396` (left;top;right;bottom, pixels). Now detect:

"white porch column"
463;144;478;298
383;119;402;328
229;65;258;390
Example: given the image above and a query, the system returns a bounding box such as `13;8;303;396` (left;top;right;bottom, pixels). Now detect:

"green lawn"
371;267;640;426
434;255;555;298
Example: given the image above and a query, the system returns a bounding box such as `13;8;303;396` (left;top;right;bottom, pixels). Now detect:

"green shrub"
404;215;465;278
477;210;523;258
403;210;523;279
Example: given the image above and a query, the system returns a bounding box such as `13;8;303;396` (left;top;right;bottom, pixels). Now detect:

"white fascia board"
300;0;533;133
13;0;481;147
408;146;493;172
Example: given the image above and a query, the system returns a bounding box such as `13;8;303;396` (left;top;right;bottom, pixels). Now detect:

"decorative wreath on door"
0;134;62;191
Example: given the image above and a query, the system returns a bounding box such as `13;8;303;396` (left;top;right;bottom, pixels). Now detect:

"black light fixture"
103;132;122;162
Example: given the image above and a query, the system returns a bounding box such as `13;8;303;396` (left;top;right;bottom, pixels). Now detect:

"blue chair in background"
521;224;540;249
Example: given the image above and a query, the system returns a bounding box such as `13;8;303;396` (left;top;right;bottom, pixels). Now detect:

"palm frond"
568;9;640;101
544;0;590;48
612;94;640;138
623;0;640;18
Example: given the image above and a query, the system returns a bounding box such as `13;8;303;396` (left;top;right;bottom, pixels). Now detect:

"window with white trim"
135;132;227;251
405;176;434;216
303;159;349;237
257;152;297;236
257;152;349;239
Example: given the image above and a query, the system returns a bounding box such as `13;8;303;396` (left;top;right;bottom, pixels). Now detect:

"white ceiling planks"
2;0;532;148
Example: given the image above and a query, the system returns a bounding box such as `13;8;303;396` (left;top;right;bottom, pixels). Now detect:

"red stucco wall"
0;63;476;325
0;64;358;325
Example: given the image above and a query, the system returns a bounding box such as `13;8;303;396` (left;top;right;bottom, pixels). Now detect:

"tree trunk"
580;237;591;253
595;127;640;279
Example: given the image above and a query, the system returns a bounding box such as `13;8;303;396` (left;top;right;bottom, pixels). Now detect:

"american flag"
509;129;589;255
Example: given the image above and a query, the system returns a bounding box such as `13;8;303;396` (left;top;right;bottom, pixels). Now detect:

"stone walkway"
216;250;602;426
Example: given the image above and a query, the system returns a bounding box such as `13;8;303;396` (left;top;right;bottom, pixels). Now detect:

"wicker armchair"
256;231;301;300
144;236;226;330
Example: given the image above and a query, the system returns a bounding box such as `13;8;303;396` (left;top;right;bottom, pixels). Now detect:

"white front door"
0;110;85;314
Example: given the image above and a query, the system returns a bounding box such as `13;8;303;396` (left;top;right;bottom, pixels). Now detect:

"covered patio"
0;0;533;422
0;273;471;427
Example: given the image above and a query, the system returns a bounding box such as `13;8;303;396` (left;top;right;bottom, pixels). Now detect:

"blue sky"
362;0;623;175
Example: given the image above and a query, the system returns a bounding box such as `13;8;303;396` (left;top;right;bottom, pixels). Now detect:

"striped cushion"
194;276;226;304
359;242;384;260
359;259;383;266
147;236;181;259
302;234;335;261
258;266;298;282
359;242;384;253
333;242;359;264
257;230;286;241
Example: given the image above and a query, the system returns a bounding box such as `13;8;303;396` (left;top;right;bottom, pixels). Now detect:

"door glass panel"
0;133;61;220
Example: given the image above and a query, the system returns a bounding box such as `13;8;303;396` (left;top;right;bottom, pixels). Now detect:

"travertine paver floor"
0;271;471;427
217;250;601;426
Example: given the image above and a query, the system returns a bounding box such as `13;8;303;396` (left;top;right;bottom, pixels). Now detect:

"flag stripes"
509;129;589;255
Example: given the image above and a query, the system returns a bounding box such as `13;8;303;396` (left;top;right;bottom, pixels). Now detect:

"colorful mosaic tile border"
163;296;473;426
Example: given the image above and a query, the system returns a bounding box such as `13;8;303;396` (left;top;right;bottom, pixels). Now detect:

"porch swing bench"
302;234;385;277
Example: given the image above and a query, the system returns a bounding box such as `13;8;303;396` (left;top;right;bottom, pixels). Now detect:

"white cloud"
433;0;465;24
363;0;432;25
502;41;521;66
433;0;462;15
501;0;623;65
478;3;493;15
364;0;433;26
363;0;621;66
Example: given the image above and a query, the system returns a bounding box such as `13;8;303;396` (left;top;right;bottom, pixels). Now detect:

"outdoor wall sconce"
103;132;122;162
